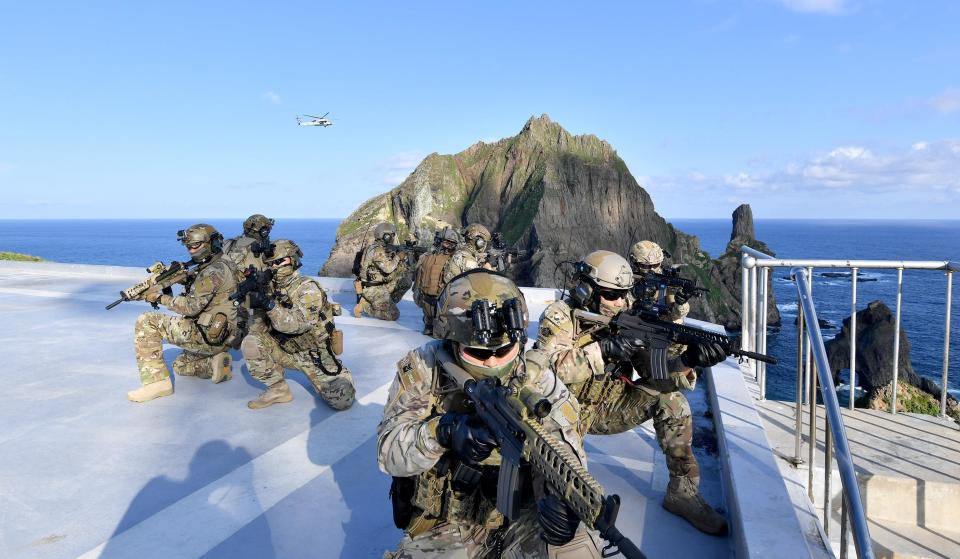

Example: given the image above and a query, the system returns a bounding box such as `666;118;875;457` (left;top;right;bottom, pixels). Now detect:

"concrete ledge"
708;358;817;558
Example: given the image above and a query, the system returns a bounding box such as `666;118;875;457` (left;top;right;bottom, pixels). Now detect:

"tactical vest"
271;276;337;354
415;251;453;298
392;346;506;537
189;256;243;346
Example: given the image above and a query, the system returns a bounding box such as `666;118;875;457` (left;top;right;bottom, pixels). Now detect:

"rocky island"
321;115;778;329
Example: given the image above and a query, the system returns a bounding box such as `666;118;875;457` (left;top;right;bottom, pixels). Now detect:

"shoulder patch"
541;301;572;327
396;347;436;392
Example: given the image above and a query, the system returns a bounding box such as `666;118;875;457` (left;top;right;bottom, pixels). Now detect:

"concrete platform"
0;261;736;559
757;397;960;558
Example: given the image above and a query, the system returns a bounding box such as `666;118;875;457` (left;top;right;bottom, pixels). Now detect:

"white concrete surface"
0;262;732;559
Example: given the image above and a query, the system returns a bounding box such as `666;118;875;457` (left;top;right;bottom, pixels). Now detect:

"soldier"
222;213;275;278
127;224;243;403
440;223;494;284
535;250;729;535
241;240;356;410
378;270;602;558
411;227;460;336
629;240;689;322
355;222;409;321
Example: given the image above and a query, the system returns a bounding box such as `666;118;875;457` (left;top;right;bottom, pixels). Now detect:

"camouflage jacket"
361;242;405;284
377;340;585;478
266;272;338;349
157;255;239;325
440;247;493;284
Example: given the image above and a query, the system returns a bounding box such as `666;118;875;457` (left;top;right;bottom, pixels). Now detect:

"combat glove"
537;494;580;546
599;331;646;363
680;341;726;368
435;413;497;464
247;291;276;311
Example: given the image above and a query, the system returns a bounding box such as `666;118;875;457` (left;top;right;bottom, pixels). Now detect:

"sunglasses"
185;241;204;250
633;263;659;271
597;288;628;301
267;258;288;266
462;342;516;361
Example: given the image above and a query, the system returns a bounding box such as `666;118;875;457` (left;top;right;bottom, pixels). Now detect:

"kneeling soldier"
378;270;603;558
241;240;356;410
128;224;241;402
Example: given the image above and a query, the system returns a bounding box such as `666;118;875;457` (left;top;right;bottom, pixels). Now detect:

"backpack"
415;252;452;297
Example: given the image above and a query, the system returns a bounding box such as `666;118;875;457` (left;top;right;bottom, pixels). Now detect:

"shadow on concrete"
100;440;273;558
308;399;397;558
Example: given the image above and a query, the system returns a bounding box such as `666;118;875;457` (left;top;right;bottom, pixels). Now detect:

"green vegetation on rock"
0;252;43;262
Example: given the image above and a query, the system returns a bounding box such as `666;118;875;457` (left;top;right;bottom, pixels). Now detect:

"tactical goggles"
185;241;205;250
462;342;517;361
266;257;289;266
632;263;659;272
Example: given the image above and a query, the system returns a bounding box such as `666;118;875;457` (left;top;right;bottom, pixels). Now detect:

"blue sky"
1;0;958;219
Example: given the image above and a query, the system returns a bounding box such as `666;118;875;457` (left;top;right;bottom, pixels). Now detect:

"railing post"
850;267;858;411
824;412;833;537
795;288;805;465
741;253;751;354
759;267;770;398
891;267;904;414
808;348;818;501
943;271;954;418
749;265;759;380
840;494;850;559
805;266;814;407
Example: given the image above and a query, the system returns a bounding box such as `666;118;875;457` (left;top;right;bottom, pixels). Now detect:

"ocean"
2;218;958;400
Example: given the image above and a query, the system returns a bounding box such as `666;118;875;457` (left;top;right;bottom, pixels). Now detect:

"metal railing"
739;247;958;415
738;247;958;558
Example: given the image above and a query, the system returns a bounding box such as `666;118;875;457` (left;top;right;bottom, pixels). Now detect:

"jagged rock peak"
730;204;755;241
516;114;615;160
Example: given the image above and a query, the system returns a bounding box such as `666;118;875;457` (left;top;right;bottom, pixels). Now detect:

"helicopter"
296;113;333;127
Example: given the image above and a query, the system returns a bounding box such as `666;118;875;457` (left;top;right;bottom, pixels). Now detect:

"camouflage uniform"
134;253;241;386
241;242;356;410
357;241;409;321
412;228;460;336
378;342;599;558
441;224;494;285
535;300;699;481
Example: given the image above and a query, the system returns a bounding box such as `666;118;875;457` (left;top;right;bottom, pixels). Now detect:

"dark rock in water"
824;300;919;392
730;204;754;241
821;271;851;278
794;316;835;329
321;115;779;330
706;204;781;329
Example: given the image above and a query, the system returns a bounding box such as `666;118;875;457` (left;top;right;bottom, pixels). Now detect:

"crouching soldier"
127;224;242;402
241;240;356;410
378;270;604;558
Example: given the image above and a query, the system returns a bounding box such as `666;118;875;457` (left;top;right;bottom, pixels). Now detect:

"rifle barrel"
105;298;123;310
735;349;779;365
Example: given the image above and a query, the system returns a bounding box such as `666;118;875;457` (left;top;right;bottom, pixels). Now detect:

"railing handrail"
740;255;958;272
794;269;875;558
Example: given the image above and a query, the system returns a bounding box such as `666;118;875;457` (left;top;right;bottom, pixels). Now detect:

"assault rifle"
105;260;196;310
229;265;273;306
385;239;430;258
633;266;708;307
488;232;529;271
574;308;778;380
438;351;646;559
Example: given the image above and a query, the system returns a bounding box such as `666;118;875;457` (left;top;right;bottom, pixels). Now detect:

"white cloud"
379;151;426;187
776;0;849;15
646;140;960;197
263;91;281;105
928;87;960;114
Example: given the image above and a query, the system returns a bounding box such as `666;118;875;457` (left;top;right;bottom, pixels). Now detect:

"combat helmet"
374;222;397;244
438;227;460;253
269;239;303;270
434;270;528;379
463;223;491;251
243;214;275;241
630;240;665;272
570;250;634;312
177;223;223;263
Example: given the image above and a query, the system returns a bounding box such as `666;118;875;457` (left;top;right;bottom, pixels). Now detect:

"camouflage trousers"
414;293;438;335
134;312;231;385
240;330;356;410
360;274;411;321
578;379;699;481
385;513;601;559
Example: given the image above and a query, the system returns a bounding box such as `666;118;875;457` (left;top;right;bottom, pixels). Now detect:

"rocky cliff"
321;115;775;329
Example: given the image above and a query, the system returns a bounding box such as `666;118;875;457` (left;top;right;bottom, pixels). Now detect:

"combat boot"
247;381;293;409
663;476;728;536
127;378;174;403
210;352;232;384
